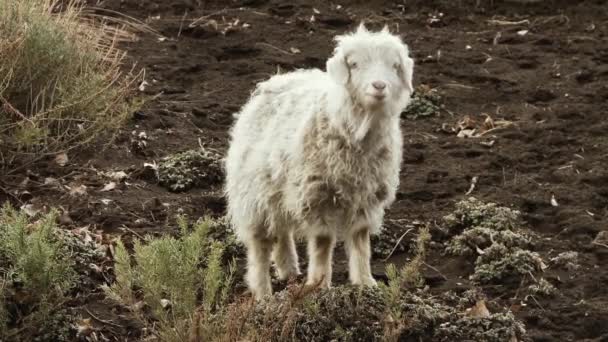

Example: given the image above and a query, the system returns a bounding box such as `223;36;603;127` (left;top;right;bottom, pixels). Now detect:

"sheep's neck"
332;97;395;145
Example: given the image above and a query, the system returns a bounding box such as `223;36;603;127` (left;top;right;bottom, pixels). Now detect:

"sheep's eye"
393;63;401;71
349;62;358;69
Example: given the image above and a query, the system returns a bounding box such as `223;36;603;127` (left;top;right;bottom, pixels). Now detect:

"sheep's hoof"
353;277;377;287
276;268;301;282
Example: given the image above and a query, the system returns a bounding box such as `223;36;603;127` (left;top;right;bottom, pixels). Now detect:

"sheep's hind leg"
306;234;336;288
245;235;273;300
345;226;377;286
272;230;301;281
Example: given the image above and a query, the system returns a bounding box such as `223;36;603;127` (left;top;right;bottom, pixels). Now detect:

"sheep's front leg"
272;230;301;281
245;236;273;300
345;227;377;286
306;234;336;288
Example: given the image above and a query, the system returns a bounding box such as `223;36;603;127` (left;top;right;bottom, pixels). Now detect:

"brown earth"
2;0;608;341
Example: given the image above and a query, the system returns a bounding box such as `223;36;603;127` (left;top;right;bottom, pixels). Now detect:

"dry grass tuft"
0;0;140;168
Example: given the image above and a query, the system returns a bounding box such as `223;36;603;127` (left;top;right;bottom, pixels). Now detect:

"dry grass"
0;0;140;168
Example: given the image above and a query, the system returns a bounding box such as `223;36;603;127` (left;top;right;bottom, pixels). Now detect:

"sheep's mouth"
367;94;386;101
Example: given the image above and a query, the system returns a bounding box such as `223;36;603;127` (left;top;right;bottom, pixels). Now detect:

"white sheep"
224;23;415;299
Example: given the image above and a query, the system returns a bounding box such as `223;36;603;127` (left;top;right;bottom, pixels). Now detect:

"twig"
486;19;530;26
382;228;414;261
177;10;188;38
85;308;124;328
526;295;545;311
119;225;145;240
423;262;448;281
0;95;33;123
592;242;608;249
255;42;293;55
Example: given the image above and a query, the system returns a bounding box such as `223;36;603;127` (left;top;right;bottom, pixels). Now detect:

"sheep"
224;23;415;299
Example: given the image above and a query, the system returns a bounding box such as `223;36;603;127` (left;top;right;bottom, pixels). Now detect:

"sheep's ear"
400;54;414;95
381;25;390;33
327;51;349;85
356;22;368;34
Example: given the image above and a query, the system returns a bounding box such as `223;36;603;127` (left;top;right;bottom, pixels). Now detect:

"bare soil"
2;0;608;341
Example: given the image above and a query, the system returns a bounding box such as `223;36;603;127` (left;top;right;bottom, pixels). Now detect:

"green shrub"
0;203;76;340
104;216;237;342
0;0;138;163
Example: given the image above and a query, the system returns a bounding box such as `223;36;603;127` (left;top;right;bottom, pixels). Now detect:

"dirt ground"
2;0;608;340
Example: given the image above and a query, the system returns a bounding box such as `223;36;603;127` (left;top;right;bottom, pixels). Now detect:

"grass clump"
157;148;223;192
0;204;76;340
443;197;545;284
104;215;237;342
402;84;442;119
0;0;138;164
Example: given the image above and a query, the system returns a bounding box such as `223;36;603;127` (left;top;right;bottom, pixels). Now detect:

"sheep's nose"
372;81;386;90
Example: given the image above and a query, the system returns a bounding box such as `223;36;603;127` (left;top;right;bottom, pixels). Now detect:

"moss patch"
402;85;442;119
157;148;223;192
443;197;546;284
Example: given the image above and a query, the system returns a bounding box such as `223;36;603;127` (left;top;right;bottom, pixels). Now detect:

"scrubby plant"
402;84;442;119
472;244;545;283
0;204;77;340
157;148;224;192
0;0;138;165
104;215;237;342
443;197;545;284
528;278;557;296
224;283;526;342
380;225;432;322
550;251;579;271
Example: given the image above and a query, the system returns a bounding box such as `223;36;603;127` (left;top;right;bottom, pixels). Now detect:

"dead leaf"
55;153;69;167
75;318;94;337
457;128;478;138
466;300;491;318
160;299;172;309
483;114;495;131
44;177;60;186
106;171;129;182
550;194;559;207
101;182;117;192
20;204;40;217
69;184;88;197
465;176;479;195
480;140;496;147
290;47;301;54
458;115;477;130
100;199;113;205
138;80;149;92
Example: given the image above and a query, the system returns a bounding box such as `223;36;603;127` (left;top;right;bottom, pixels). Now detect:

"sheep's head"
327;23;414;113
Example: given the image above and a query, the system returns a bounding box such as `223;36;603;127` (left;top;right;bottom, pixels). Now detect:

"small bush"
442;197;546;284
104;215;237;342
0;204;76;340
402;85;442;119
0;0;138;163
157;148;224;192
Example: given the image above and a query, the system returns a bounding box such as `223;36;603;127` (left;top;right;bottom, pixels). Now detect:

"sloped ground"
1;0;607;340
